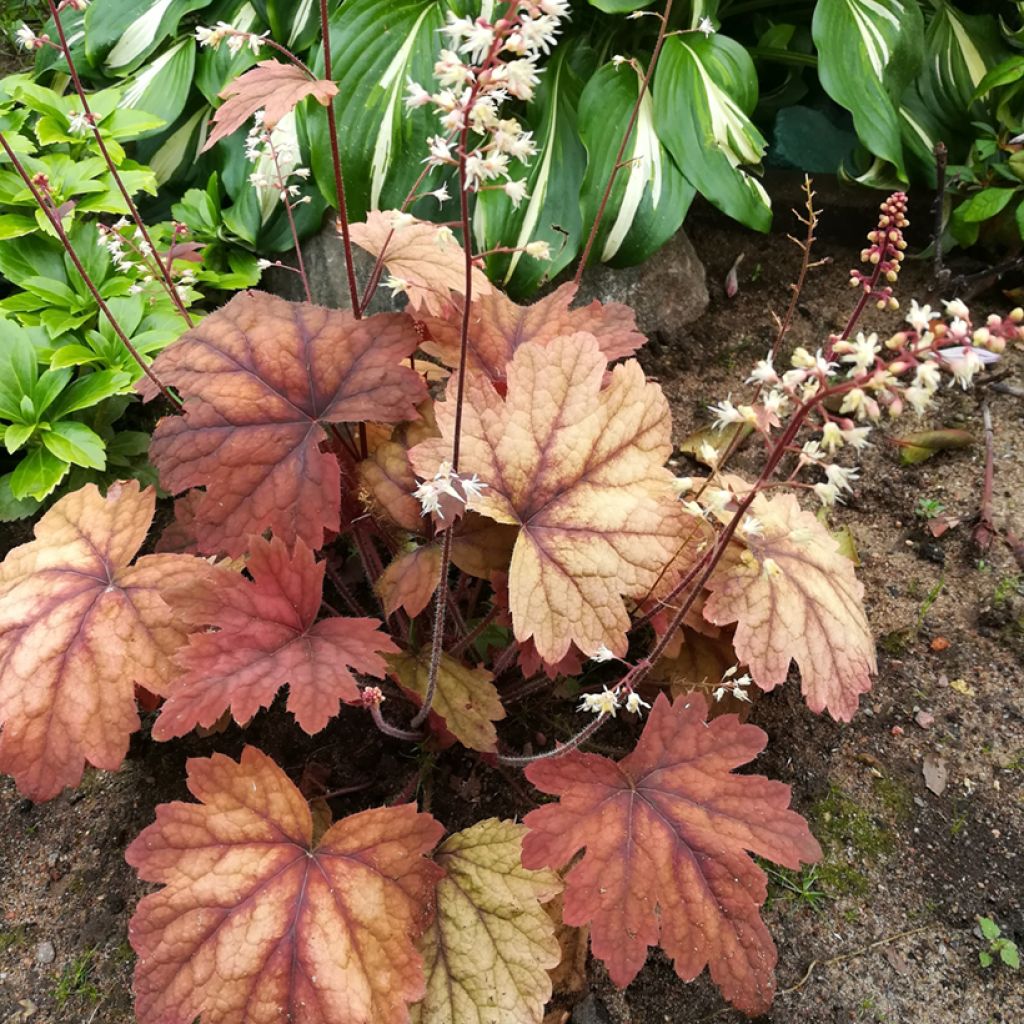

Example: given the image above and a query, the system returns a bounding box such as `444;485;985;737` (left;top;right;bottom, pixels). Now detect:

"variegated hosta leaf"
143;105;210;186
578;63;694;267
119;37;196;140
653;34;770;233
412;819;562;1024
812;0;924;179
195;0;266;105
86;0;211;74
254;0;320;53
306;0;446;219
475;49;587;298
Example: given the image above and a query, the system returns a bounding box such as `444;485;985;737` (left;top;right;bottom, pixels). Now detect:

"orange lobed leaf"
203;60;338;151
143;291;426;557
419;283;646;381
410;333;699;662
349;211;491;317
153;537;396;739
521;694;822;1016
0;482;209;801
127;747;444;1024
376;543;444;618
703;492;876;720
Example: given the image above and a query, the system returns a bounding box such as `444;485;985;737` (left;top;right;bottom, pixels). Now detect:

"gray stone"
572;228;708;345
34;941;54;966
571;993;612;1024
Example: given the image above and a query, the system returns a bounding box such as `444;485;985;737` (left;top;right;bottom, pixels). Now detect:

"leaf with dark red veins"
521;694;821;1016
420;283;645;381
144;290;426;557
203;60;338;150
410;333;699;662
703;492;876;721
127;747;444;1024
153;537;396;739
0;482;209;801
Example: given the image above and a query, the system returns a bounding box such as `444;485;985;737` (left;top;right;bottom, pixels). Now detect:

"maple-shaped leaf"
410;333;696;662
376;543;443;618
127;747;444;1024
703;492;876;721
387;650;505;753
144;291;425;556
349;211;491;316
413;819;561;1024
203;60;338;151
0;482;209;801
153;537;396;739
420;283;645;381
521;693;821;1016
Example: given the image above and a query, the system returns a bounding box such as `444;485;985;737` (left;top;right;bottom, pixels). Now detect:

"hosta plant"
2;2;1022;1022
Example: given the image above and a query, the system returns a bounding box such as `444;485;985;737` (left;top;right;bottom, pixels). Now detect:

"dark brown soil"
1;187;1022;1024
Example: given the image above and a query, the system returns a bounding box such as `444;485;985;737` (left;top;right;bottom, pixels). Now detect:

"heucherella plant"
3;4;1023;1024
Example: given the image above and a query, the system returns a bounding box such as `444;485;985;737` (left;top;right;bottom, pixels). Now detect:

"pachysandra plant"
2;2;1023;1023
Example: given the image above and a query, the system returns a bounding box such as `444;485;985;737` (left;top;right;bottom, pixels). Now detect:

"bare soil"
1;188;1022;1024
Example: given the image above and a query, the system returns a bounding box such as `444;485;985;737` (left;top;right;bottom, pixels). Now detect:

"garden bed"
1;199;1021;1024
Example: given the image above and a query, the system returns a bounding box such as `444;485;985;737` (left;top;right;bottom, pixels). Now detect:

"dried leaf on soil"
419;283;645;380
204;60;338;150
521;693;822;1016
127;747;444;1024
410;333;696;662
923;755;949;796
387;650;505;753
0;481;209;801
704;492;876;721
144;291;425;556
153;536;396;738
413;818;562;1024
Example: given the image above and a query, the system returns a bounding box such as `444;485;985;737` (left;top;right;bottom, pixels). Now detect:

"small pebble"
35;941;55;965
915;710;935;729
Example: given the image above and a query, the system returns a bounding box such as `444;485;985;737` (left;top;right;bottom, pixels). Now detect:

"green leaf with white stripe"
33;7;93;76
252;0;320;54
85;0;212;73
195;1;266;105
653;34;770;233
475;49;587;298
140;105;211;185
120;38;197;140
305;0;445;219
578;62;693;267
812;0;924;179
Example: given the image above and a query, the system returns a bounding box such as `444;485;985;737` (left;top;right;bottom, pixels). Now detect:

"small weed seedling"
915;496;945;520
977;916;1020;970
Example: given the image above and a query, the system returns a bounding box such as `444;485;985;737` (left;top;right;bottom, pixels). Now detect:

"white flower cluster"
244;111;311;207
405;1;569;205
577;685;650;717
97;220;195;301
195;21;268;56
413;460;487;519
713;666;753;703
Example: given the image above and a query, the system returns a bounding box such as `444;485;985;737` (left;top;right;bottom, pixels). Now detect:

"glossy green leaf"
9;444;69;501
48;370;132;419
812;0;923;178
578;63;694;267
41;421;107;470
4;423;35;454
147;106;211;185
254;0;319;52
0;322;39;418
654;34;770;232
476;49;587;297
979;916;1001;941
0;213;37;240
120;37;196;137
0;473;41;521
972;56;1024;100
958;187;1016;222
86;0;211;72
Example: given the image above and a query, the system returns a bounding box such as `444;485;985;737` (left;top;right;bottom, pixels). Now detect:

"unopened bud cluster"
849;192;908;311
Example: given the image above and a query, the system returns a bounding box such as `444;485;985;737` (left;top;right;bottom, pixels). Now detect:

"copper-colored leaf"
153;537;396;738
358;441;424;534
419;283;645;381
203;60;338;151
521;694;821;1015
648;627;752;719
413;819;562;1024
349;211;490;316
144;291;426;556
0;482;209;801
127;747;444;1024
376;543;443;618
410;334;697;662
450;512;517;578
703;492;876;721
387;650;505;753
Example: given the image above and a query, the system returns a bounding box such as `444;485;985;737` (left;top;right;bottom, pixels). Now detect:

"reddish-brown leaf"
349;211;491;316
521;694;821;1015
203;60;338;151
358;441;425;534
144;291;426;556
153;537;396;738
127;747;444;1024
376;543;444;618
410;334;700;662
703;492;876;720
0;482;209;801
420;283;645;381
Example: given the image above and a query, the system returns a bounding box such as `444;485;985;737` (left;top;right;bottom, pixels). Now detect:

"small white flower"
459;20;496;63
385;275;409;297
709;398;743;430
625;692;651;716
697;16;715;37
821;421;844;454
460;474;487;501
841;426;872;450
525;240;551;260
14;23;39;49
67;110;91;135
257;258;274;271
813;481;841;507
942;298;970;320
825;463;859;493
905;299;934;333
842;331;880;375
740;515;764;538
503;179;529;207
578;687;620;717
611;54;627;68
590;645;616;663
405;79;432;109
671;476;694;496
904;385;931;416
425;135;455;166
938;345;998;389
427;184;450;206
746;355;778;386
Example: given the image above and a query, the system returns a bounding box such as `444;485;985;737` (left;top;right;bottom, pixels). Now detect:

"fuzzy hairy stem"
0;132;180;406
271;148;312;303
572;0;675;288
496;712;609;766
370;701;426;742
409;525;454;729
46;0;194;327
